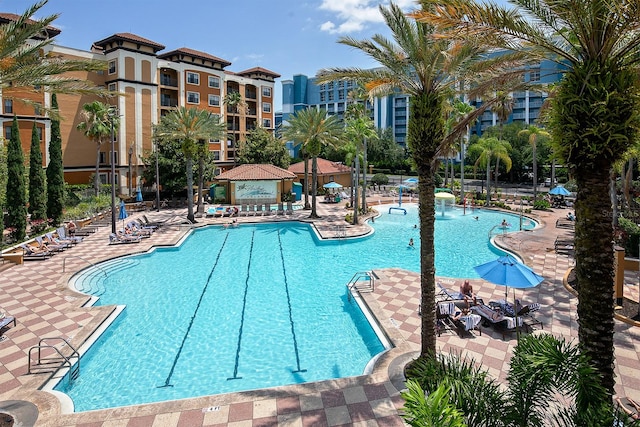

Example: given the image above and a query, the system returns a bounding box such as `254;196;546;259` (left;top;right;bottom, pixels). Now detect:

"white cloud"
318;0;415;34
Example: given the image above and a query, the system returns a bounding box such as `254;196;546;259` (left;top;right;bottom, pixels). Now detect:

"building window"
262;86;271;97
530;69;541;82
338;91;345;100
4;99;12;114
327;82;334;90
186;72;200;85
108;83;117;92
320;92;326;102
4;126;11;139
34;105;41;115
187;91;200;104
262;102;271;113
263;118;272;128
108;60;116;74
328;91;334;101
213;151;220;160
208;94;220;106
208;76;220;88
36;127;43;140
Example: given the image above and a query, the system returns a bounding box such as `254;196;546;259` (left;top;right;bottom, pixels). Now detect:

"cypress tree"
29;121;47;224
6;116;27;241
46;94;65;225
0;141;7;246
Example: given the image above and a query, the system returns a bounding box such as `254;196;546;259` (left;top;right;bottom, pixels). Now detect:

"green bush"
533;199;551;210
370;173;389;188
617;217;640;257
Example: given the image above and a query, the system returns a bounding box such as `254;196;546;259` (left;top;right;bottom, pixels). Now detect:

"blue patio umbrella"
548;185;571;196
323;182;343;189
404;177;419;185
118;200;128;229
135;188;143;202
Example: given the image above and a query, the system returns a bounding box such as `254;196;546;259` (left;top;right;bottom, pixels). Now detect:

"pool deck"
0;200;639;426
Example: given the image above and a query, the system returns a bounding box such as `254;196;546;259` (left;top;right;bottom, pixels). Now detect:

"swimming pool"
59;205;533;411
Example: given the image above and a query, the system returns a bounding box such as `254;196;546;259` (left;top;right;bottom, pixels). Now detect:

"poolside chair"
436;282;464;302
435;301;481;337
286;201;293;215
0;313;16;333
471;304;523;340
19;243;51;260
45;232;74;249
57;227;82;244
109;232;141;244
255;204;264;216
35;235;66;252
276;202;284;215
247;204;256;216
264;203;273;215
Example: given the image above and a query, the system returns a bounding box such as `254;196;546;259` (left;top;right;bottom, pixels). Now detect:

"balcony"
160;97;178;108
245;90;257;100
160;76;178;87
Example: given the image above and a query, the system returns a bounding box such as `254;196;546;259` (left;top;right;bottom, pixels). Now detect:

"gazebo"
213;164;297;205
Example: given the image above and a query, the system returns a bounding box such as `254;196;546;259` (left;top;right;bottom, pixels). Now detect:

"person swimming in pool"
408;238;414;248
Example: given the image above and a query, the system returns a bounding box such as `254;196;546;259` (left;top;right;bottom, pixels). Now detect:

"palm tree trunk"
361;138;367;212
485;160;491;207
310;156;319;218
303;155;310;209
494;158;500;196
197;155;204;214
418;164;436;359
354;152;360;224
186;156;195;222
574;166;616;394
95;143;101;197
624;158;633;208
532;142;538;202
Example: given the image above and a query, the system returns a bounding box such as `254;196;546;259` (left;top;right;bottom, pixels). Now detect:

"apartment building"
279;60;563;157
0;15;279;196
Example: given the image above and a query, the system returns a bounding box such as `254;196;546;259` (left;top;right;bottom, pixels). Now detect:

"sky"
4;0;507;112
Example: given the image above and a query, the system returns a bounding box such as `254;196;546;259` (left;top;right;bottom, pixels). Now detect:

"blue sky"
5;0;507;111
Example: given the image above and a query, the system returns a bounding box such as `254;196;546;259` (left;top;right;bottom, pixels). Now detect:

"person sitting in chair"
460;280;477;306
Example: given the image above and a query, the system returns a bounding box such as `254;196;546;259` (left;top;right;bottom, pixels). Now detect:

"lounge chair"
264;203;273;215
45;232;74;249
276;202;284;215
109;232;141;244
286;201;293;215
436;282;464;301
141;215;166;228
247;205;256;216
35;235;66;252
435;301;481;337
19;243;51;260
471;304;523;339
57;227;82;244
0;313;16;332
255;204;264;216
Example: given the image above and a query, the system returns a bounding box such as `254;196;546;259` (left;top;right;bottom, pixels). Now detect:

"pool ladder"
346;271;376;301
334;225;346;238
27;337;80;385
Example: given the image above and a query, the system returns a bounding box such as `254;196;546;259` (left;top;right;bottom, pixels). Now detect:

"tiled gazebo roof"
288;158;351;175
215;164;296;181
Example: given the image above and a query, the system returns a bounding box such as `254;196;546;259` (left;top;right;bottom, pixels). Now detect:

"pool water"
60;205;533;411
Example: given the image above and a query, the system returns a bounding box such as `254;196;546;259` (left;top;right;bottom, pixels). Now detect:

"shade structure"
118;200;128;228
549;185;571;196
323;181;343;189
435;192;455;200
474;254;544;290
135;188;143;202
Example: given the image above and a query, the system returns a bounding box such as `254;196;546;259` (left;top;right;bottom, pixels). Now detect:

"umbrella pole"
514;288;520;341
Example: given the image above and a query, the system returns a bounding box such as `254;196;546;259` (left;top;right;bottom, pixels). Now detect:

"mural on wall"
235;181;277;199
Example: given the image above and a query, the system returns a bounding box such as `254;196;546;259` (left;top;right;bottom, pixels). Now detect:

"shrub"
617;217;640;257
533;199;551;210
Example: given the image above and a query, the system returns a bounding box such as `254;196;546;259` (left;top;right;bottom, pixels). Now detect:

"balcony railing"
160;76;178;87
160;98;178;107
245;91;257;99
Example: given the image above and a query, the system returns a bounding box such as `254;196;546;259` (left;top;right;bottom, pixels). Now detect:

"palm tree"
444;100;475;193
345;102;377;224
281;108;343;218
1;1;107;113
405;334;617;427
318;2;515;359
469;137;512;205
416;0;640;396
223;91;248;165
492;92;514;194
518;125;550;202
154;107;225;223
76;101;116;196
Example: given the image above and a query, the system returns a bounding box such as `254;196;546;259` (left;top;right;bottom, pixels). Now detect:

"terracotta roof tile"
289;158;352;175
215;164;296;181
236;67;281;78
93;32;165;51
157;47;231;67
0;12;61;38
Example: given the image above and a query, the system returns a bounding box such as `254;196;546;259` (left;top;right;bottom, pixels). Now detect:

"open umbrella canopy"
474;255;544;289
549;185;571;196
323;182;343;189
136;188;143;202
404;178;419;184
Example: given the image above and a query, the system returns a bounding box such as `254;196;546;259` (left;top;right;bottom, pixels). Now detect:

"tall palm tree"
345;102;377;224
76;101;117;196
282;108;343;218
196;116;225;214
518;125;550;202
318;3;514;359
417;0;640;395
223;91;248;165
492;92;514;193
469;137;512;205
154;107;225;223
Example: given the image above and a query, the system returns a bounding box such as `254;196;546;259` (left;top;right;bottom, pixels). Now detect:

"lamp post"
128;145;133;197
155;139;161;212
109;107;118;235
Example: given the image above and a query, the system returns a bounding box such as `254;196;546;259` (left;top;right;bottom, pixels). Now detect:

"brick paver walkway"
1;201;638;426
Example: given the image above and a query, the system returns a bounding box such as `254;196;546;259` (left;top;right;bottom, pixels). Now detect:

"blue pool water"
59;205;533;411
